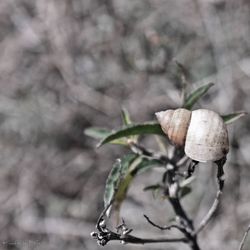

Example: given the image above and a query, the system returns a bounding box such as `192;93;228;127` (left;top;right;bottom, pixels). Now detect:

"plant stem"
169;197;200;250
239;225;250;250
111;233;188;244
196;158;226;234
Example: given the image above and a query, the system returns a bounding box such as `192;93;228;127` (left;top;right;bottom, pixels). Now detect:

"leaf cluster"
85;82;246;220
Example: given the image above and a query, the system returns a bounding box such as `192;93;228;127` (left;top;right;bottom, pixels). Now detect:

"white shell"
184;109;229;162
156;108;229;162
156;109;191;147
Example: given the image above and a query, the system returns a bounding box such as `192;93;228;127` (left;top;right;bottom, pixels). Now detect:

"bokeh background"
0;0;250;249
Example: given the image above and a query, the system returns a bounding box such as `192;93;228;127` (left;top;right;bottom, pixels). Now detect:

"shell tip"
155;111;166;123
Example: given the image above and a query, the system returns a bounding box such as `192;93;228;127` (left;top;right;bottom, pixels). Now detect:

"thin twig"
166;165;200;250
96;198;114;231
186;161;199;179
110;233;188;245
176;155;190;167
169;197;200;250
129;142;176;165
239;225;250;250
144;214;183;231
166;183;199;249
196;158;226;235
195;190;222;234
92;217;188;246
92;200;188;246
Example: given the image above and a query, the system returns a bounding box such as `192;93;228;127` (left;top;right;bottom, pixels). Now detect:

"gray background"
0;0;250;249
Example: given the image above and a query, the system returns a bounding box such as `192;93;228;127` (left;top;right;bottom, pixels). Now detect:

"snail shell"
155;108;229;162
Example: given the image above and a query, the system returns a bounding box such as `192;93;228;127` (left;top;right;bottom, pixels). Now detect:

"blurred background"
0;0;250;249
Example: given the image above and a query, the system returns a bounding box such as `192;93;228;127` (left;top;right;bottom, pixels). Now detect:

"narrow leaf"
104;159;122;209
97;122;165;147
175;61;190;101
84;127;110;139
112;157;161;216
114;174;133;205
121;107;132;126
104;154;163;218
222;111;247;125
104;154;137;208
84;127;127;145
121;107;138;143
183;82;214;110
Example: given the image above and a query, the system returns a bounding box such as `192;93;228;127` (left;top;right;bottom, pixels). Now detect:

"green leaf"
114;173;133;206
104;154;162;217
114;156;161;202
84;127;127;145
121;107;132;126
183;82;214;110
121;107;138;143
97;122;165;147
103;160;121;210
175;61;190;101
84;127;110;139
104;154;137;208
222;111;247;125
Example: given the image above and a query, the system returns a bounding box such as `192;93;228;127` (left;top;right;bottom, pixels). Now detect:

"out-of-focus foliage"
183;82;214;109
222;112;248;125
85;83;246;148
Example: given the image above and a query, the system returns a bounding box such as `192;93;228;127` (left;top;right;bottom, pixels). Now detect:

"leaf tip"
223;111;247;125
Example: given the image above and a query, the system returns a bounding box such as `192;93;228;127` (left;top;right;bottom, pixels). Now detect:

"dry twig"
238;225;250;250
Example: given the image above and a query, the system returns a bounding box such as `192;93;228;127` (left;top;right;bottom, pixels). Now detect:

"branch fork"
91;152;227;250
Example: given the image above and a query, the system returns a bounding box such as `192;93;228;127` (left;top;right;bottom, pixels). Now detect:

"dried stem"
129;142;176;165
186;160;199;179
196;157;226;234
169;197;200;250
106;233;188;245
195;190;222;234
92;145;228;250
92;203;188;246
144;214;183;231
166;165;200;250
238;225;250;250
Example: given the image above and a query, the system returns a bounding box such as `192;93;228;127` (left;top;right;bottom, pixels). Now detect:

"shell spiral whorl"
156;108;229;162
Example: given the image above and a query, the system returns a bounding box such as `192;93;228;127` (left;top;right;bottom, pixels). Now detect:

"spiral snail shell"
155;108;229;162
